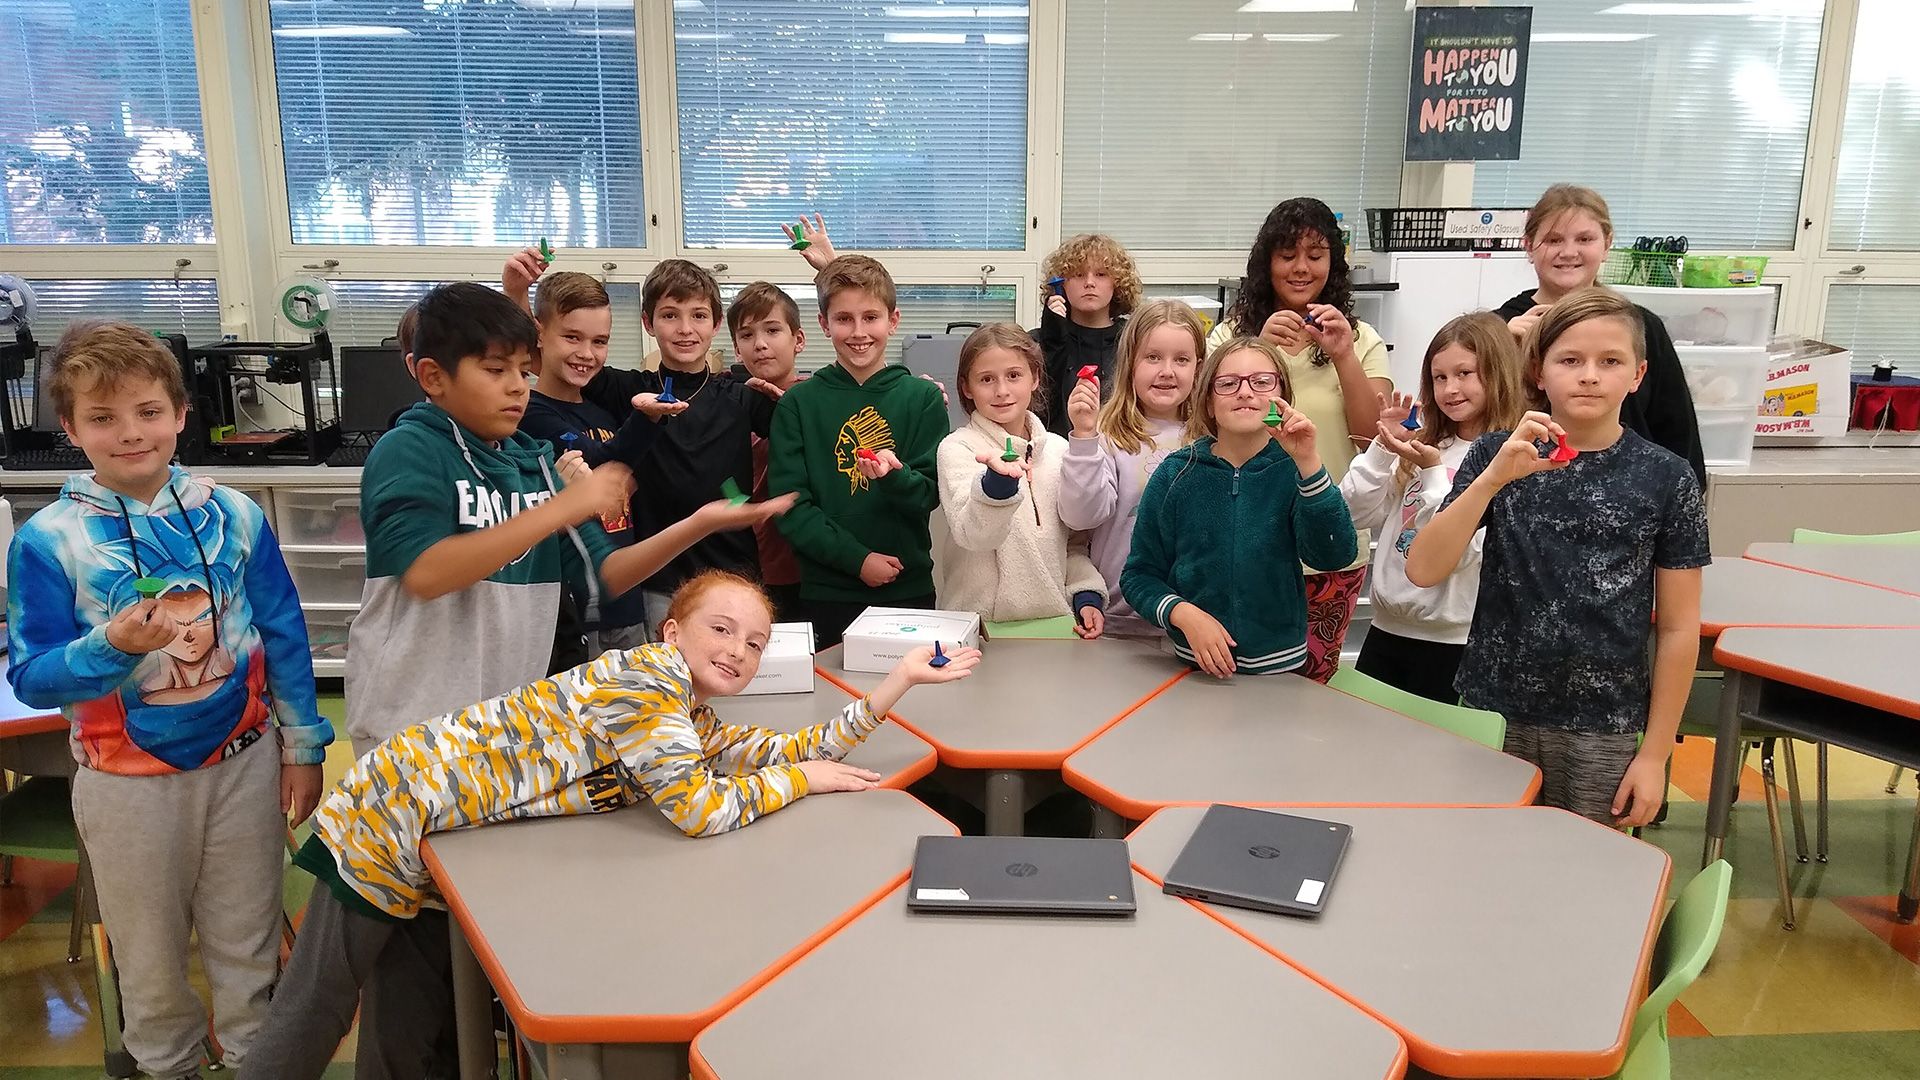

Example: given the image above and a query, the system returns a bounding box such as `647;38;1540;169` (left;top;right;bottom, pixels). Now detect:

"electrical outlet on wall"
235;375;260;406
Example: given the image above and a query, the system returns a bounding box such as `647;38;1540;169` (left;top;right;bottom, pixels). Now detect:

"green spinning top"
787;220;810;251
133;577;167;600
720;478;749;506
1263;401;1284;428
538;237;555;263
1000;437;1019;463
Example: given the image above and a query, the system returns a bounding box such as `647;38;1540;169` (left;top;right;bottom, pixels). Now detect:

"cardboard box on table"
842;608;982;674
1758;339;1852;439
738;622;816;696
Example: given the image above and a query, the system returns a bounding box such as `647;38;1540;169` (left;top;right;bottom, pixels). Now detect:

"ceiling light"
1599;2;1804;14
1191;33;1253;42
1533;32;1653;42
1264;33;1340;42
1237;1;1357;12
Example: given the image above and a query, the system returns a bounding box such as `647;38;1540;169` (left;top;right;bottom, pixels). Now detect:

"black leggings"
1353;626;1466;705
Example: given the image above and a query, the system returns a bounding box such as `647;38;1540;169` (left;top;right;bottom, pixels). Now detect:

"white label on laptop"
916;887;970;902
1295;879;1326;906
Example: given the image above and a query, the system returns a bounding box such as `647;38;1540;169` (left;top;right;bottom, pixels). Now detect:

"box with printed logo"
841;607;982;674
1758;339;1851;439
739;622;816;696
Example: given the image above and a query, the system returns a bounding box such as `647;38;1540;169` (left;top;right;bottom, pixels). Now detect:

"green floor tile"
1646;798;1919;904
1672;1029;1920;1079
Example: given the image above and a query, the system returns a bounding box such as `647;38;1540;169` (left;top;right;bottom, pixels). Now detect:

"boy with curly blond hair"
1033;233;1142;436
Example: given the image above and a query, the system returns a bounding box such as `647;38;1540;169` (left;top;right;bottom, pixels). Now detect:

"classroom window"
330;280;645;363
718;282;1016;372
1059;1;1412;251
1822;284;1920;380
268;0;646;247
1473;0;1822;250
1828;0;1920;251
674;1;1030;251
0;0;213;244
24;278;221;343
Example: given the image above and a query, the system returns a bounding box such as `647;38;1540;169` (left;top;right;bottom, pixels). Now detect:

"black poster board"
1405;6;1532;162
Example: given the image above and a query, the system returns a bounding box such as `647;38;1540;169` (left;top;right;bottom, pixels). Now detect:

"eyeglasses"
1211;372;1281;396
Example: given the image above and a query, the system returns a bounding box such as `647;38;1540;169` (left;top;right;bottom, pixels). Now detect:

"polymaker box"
738;622;816;696
841;608;982;674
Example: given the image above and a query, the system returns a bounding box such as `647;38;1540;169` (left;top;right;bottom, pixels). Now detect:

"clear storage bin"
285;549;368;607
273;489;364;546
1676;346;1768;410
1615;284;1777;348
302;606;356;665
1696;405;1759;468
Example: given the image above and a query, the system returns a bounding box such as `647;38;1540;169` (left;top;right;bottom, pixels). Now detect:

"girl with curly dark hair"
1208;197;1392;683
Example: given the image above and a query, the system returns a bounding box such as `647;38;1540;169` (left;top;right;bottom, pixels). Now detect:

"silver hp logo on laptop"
1004;862;1039;877
1248;846;1283;860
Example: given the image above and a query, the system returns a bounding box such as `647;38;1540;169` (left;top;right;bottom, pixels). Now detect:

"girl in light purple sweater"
1058;299;1204;637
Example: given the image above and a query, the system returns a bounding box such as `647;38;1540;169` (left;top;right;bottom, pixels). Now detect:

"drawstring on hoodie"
115;482;225;650
447;421;603;628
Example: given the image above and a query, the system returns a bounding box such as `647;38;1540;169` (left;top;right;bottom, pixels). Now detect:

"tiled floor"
4;701;1919;1077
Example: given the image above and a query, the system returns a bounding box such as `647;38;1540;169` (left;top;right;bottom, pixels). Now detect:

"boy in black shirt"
1409;287;1709;826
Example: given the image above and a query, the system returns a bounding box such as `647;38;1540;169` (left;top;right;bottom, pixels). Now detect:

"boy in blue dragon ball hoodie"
5;322;332;1079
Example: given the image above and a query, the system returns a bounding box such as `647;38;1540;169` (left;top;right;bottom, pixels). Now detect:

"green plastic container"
1681;254;1769;288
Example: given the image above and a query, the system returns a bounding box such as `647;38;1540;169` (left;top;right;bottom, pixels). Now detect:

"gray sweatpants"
1501;722;1641;825
243;885;458;1080
70;734;285;1078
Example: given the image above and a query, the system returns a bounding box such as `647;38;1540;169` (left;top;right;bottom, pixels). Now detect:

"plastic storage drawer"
1615;284;1777;348
284;549;368;607
1677;346;1768;410
1696;405;1760;468
273;490;364;547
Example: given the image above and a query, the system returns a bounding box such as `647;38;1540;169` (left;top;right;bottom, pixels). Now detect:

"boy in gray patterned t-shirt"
1407;287;1709;826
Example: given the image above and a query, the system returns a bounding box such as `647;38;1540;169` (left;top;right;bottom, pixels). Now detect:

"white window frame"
5;0;1909;356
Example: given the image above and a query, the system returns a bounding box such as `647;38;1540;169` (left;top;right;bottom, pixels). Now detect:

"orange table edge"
1126;823;1670;1080
0;714;68;739
1711;637;1920;721
815;664;1190;771
420;813;959;1046
1741;551;1920;600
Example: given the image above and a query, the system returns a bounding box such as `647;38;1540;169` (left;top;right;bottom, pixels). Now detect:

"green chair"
1787;529;1920;819
0;775;91;961
983;616;1078;640
1607;860;1732;1080
1327;667;1505;750
1790;528;1920;545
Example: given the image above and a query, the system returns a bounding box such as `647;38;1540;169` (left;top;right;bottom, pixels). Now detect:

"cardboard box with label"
738;622;816;696
1758;339;1852;439
841;607;982;674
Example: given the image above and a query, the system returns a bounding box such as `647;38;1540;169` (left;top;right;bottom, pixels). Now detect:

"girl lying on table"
245;570;979;1080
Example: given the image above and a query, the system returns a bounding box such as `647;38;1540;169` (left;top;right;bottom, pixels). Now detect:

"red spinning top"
856;448;880;463
1077;365;1099;381
1549;435;1579;463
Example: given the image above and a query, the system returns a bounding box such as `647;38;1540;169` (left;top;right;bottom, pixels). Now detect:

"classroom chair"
1608;859;1731;1080
1326;667;1505;750
1788;529;1920;824
0;774;93;962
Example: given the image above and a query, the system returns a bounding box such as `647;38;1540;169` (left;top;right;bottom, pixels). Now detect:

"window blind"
1823;284;1920;379
28;278;221;342
330;279;645;369
0;0;212;244
1474;0;1822;250
269;0;646;247
719;282;1016;372
1060;1;1412;251
674;1;1029;251
1829;0;1920;251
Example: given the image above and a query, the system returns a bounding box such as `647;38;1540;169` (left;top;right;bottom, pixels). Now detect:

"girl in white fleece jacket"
1338;312;1527;702
936;324;1107;633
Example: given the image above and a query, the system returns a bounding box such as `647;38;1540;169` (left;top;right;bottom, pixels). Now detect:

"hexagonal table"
691;876;1408;1080
423;789;954;1080
712;686;938;790
817;637;1190;834
1062;673;1540;827
1128;806;1670;1078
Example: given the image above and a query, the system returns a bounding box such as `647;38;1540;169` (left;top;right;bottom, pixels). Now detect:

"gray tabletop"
1744;543;1920;597
423;789;954;1043
1714;626;1920;719
1129;806;1669;1078
817;638;1190;767
1062;675;1540;817
709;689;937;787
691;876;1406;1080
1696;558;1920;636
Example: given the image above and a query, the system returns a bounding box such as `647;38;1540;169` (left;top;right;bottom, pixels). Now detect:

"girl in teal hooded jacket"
1122;336;1358;678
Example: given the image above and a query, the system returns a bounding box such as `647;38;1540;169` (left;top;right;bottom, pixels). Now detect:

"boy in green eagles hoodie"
769;255;949;648
347;282;791;757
